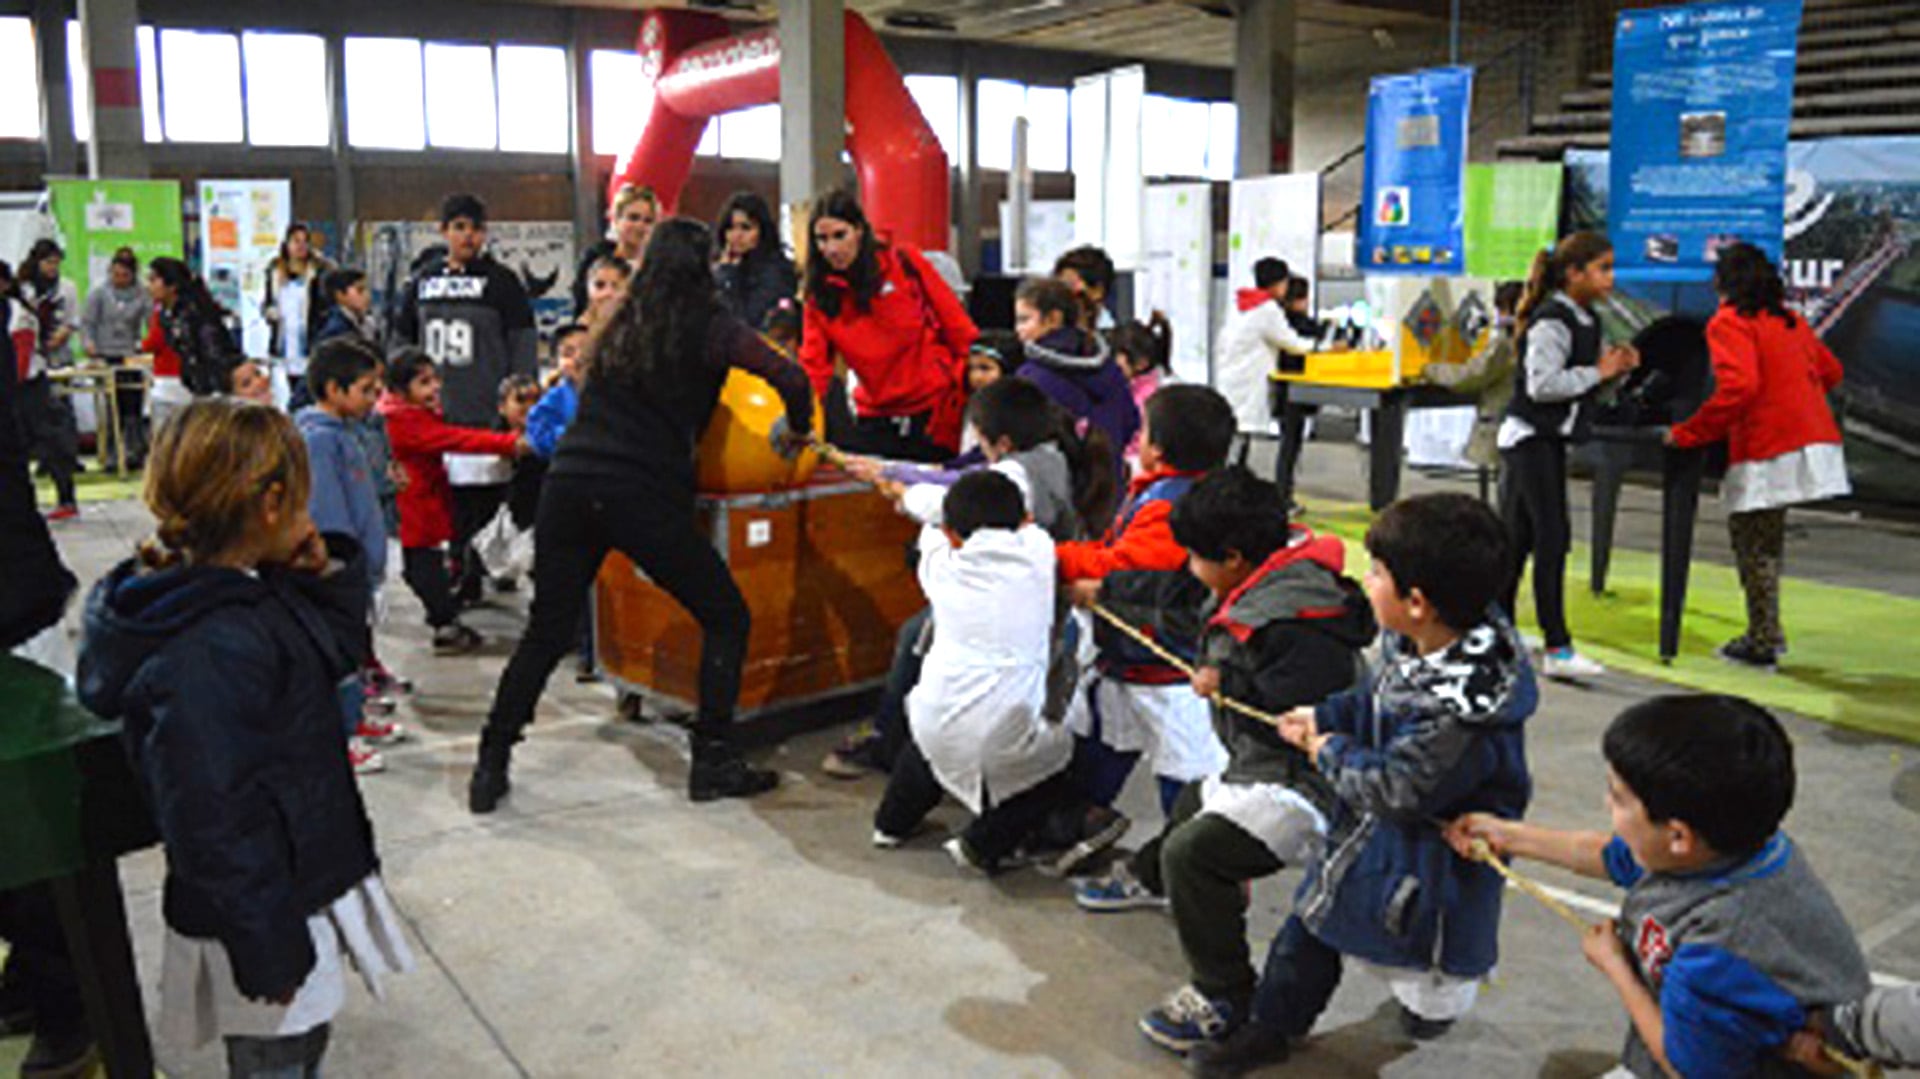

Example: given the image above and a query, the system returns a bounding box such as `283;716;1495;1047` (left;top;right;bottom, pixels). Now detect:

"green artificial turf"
34;467;146;507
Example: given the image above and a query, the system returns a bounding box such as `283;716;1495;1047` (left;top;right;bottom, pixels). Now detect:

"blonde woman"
571;184;657;317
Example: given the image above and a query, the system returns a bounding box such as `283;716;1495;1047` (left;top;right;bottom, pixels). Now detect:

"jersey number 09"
424;318;475;366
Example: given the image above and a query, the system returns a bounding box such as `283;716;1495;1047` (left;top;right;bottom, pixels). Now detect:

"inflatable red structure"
611;9;951;254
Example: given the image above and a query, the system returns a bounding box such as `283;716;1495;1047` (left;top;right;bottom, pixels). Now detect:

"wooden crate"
594;479;925;719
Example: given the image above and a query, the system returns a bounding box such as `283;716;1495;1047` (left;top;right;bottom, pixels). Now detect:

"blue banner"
1609;0;1802;282
1359;66;1472;276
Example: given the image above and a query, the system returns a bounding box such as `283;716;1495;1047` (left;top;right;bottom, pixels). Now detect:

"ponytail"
1053;407;1118;537
1517;231;1613;331
1108;313;1172;376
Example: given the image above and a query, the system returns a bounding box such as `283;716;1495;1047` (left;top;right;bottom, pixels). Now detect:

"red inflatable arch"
611;9;951;254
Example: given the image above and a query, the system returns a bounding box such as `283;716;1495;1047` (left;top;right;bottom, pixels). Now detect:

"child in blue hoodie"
295;339;403;771
1190;493;1537;1075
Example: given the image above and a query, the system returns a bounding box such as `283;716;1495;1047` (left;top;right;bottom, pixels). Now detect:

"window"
976;79;1024;171
589;49;647;157
695;120;719;157
1208;101;1238;180
0;18;41;141
717;104;780;161
1141;94;1211;179
243;33;328;147
159;29;242;142
977;79;1070;172
137;26;161;141
66;22;87;142
496;45;567;154
345;37;425;150
903;74;958;161
69;23;196;143
1024;86;1069;173
423;43;496;149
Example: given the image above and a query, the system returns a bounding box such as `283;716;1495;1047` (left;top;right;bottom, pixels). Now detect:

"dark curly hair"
1713;242;1796;328
586;217;719;406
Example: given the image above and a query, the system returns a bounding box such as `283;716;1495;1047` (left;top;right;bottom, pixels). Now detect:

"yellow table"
1270;360;1475;511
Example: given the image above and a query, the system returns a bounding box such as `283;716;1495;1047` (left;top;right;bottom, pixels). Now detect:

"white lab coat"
1213;299;1315;434
906;523;1072;813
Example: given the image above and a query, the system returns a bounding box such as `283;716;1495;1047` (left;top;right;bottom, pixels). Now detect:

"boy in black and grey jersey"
394;194;538;604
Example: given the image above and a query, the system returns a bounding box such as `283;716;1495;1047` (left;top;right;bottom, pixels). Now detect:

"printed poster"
1226;173;1321;299
1609;0;1802;281
1464;163;1564;280
358;220;577;341
1358;66;1472;276
198;180;290;358
996;199;1077;275
1141;183;1213;385
47;179;184;317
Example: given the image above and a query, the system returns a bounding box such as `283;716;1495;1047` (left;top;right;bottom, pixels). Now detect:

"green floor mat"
1296;498;1920;744
34;467;146;507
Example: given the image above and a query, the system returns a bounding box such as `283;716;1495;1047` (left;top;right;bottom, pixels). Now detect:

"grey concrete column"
78;0;149;178
778;0;845;217
35;0;78;175
1233;0;1297;177
955;49;982;278
324;33;356;258
567;13;602;255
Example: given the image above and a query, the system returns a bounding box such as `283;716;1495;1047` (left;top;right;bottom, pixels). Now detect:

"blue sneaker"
1140;984;1237;1054
1074;861;1168;912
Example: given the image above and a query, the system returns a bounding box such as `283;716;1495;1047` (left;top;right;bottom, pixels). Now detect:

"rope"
1084;602;1286;729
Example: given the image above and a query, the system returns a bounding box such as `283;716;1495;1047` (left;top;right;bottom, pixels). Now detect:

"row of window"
0;18;1238;178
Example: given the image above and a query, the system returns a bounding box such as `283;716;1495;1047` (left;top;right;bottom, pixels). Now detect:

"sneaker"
689;751;779;802
1140;984;1238;1054
1397;1003;1456;1041
1074;861;1168;912
44;504;78;522
574;658;602;684
19;1026;97;1079
1187;1019;1292;1077
1045;805;1131;877
354;716;408;746
820;731;885;780
1541;647;1605;681
943;836;990;875
1715;636;1778;671
872;829;905;849
432;622;484;656
349;740;386;775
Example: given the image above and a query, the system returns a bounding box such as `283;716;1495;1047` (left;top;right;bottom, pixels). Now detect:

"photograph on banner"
1609;0;1802;281
1464;163;1563;280
1357;66;1472;276
199;180;291;358
1566;136;1920;505
48;179;184;317
358;220;577;341
1141;183;1213;386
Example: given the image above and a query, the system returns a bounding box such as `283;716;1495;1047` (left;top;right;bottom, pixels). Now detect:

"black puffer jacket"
714;250;799;331
77;535;377;999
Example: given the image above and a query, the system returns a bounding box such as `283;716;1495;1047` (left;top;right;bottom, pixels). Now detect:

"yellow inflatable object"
695;368;823;493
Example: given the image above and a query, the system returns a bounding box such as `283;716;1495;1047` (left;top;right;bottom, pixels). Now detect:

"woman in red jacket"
1666;243;1847;669
799;188;976;463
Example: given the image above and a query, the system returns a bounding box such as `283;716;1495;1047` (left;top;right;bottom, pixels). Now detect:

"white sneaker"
349;738;387;775
871;829;904;849
944;836;989;875
1541;649;1606;681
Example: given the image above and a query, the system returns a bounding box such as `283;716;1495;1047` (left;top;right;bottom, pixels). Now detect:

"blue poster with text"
1359;66;1472;276
1610;0;1802;282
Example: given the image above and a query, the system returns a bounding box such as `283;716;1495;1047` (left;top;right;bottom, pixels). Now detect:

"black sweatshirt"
549;312;814;498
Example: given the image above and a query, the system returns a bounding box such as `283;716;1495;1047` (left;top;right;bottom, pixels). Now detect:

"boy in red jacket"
379;348;525;654
1059;384;1238;827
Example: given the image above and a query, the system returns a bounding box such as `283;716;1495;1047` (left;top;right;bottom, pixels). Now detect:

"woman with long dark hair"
713;190;798;330
147;257;241;404
1666;242;1847;669
800;188;976;463
470;218;815;812
263;222;335;401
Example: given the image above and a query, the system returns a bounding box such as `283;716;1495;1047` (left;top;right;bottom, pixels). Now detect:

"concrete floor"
28;447;1920;1078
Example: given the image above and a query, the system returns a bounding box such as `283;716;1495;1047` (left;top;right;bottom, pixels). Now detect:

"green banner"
47;178;184;313
1464;163;1563;280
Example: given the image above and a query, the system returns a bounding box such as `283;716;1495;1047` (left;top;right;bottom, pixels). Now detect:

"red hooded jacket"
378;394;520;548
141;308;181;379
1669;305;1844;466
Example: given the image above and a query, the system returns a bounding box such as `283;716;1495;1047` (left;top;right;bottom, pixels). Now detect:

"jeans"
869;607;932;771
873;735;1081;865
224;1023;329;1079
1498;436;1572;650
1251;915;1344;1038
401;546;458;629
484;477;749;748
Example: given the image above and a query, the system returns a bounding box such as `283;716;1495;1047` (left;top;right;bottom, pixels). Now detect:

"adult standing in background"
572;184;658;318
20;240;79;376
1666;242;1848;670
263;222;335;407
83;248;152;468
799;188;976;463
712;191;798;331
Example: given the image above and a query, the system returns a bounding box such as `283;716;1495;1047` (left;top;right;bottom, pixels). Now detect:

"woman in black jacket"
472;218;815;813
713;190;798;330
147;257;241;398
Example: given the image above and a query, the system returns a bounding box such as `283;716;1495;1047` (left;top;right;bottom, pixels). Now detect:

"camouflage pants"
1728;507;1788;651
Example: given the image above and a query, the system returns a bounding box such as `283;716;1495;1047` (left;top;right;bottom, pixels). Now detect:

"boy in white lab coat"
871;470;1122;874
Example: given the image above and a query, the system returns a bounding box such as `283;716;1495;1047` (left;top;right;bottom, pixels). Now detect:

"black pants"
401;546;459;629
868;607;931;770
841;411;948;464
1131;782;1285;1007
1250;914;1344;1037
1498;436;1572;650
873;734;1080;866
450;483;507;601
0;884;86;1044
14;376;77;507
485;476;748;747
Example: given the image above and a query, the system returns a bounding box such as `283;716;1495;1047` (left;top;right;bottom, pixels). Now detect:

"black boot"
1186;1019;1291;1077
20;1024;97;1079
688;738;777;802
468;734;514;814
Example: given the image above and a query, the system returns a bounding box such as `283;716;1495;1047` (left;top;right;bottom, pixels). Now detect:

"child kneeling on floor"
1189;493;1536;1075
873;470;1116;874
77;398;412;1078
1077;465;1376;1055
1449;695;1868;1079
